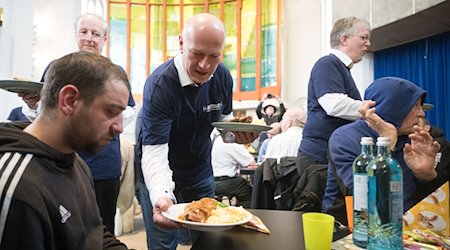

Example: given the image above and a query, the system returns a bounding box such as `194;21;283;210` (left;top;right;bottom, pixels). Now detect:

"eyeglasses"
353;34;370;42
414;101;424;111
78;30;105;41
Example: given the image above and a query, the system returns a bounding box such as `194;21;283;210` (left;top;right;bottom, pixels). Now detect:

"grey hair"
329;16;370;49
75;13;108;37
283;107;307;128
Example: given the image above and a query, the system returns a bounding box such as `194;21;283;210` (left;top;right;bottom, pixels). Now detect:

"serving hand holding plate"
212;115;269;144
153;196;183;230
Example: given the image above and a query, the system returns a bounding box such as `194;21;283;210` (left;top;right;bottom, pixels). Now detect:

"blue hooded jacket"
321;77;442;224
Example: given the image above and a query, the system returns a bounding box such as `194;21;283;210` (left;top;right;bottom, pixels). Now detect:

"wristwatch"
222;131;236;143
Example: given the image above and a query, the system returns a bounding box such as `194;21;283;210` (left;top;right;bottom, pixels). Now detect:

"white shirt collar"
331;49;354;69
174;54;196;87
174;54;213;87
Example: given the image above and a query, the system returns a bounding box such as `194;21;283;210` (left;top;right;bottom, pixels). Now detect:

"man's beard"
65;111;107;153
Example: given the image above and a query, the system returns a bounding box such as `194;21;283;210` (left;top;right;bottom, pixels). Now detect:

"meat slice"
183;197;218;223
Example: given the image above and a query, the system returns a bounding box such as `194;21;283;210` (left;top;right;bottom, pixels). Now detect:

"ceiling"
370;0;450;52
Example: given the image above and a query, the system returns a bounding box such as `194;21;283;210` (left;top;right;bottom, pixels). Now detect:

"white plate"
212;122;271;133
0;80;43;93
162;203;253;231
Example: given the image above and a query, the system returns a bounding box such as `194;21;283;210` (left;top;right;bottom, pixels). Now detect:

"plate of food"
0;79;43;93
162;197;253;231
212;115;271;133
212;122;271;133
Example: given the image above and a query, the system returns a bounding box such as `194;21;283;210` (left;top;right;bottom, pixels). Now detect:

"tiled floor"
117;212;191;250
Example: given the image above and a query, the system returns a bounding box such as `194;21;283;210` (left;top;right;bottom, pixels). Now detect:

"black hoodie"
0;122;127;250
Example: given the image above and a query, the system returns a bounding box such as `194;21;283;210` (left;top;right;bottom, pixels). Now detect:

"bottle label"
354;174;368;211
390;181;403;221
390;181;401;192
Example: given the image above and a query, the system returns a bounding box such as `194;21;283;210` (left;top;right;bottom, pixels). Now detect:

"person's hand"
18;92;40;109
152;197;182;230
364;107;398;151
404;125;440;181
234;131;259;144
358;100;376;119
248;162;259;169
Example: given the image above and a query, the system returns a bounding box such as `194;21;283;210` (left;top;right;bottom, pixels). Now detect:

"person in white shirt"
211;136;258;208
265;107;306;159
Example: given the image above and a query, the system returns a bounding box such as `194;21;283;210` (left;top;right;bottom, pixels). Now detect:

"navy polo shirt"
142;59;233;186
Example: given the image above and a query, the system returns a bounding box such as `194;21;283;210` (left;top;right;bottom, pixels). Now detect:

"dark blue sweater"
299;54;361;162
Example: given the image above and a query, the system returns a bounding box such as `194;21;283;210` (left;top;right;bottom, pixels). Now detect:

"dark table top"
191;209;305;250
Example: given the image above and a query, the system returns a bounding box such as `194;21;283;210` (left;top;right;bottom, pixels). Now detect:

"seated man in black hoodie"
0;52;129;249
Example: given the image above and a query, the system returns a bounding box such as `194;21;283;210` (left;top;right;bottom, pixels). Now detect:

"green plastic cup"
302;212;335;250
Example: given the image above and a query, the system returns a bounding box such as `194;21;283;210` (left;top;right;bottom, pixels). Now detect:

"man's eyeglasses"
78;30;104;40
353;34;370;42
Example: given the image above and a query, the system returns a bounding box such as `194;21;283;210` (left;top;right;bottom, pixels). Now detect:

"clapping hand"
404;125;440;181
363;107;398;151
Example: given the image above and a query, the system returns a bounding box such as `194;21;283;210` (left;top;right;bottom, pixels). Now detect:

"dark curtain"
374;31;450;139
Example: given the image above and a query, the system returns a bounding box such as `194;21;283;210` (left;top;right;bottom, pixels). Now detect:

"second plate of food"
212;122;271;133
162;203;252;231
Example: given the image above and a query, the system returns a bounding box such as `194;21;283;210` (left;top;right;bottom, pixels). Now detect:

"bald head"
280;107;306;132
182;13;226;45
179;13;227;84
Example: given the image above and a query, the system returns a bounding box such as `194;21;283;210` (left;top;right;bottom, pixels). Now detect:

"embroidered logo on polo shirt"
59;205;71;223
203;103;222;113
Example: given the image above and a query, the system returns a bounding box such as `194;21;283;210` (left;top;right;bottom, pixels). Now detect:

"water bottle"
367;137;403;250
352;137;374;248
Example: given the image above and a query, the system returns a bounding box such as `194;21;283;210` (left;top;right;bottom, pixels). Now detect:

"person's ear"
340;35;349;46
59;84;80;115
288;120;294;128
179;34;184;53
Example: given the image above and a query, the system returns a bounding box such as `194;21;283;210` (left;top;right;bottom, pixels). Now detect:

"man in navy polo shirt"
297;16;371;176
140;13;258;249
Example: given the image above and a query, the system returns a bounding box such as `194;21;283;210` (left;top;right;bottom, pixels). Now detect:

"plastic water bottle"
352;137;374;248
367;137;403;249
